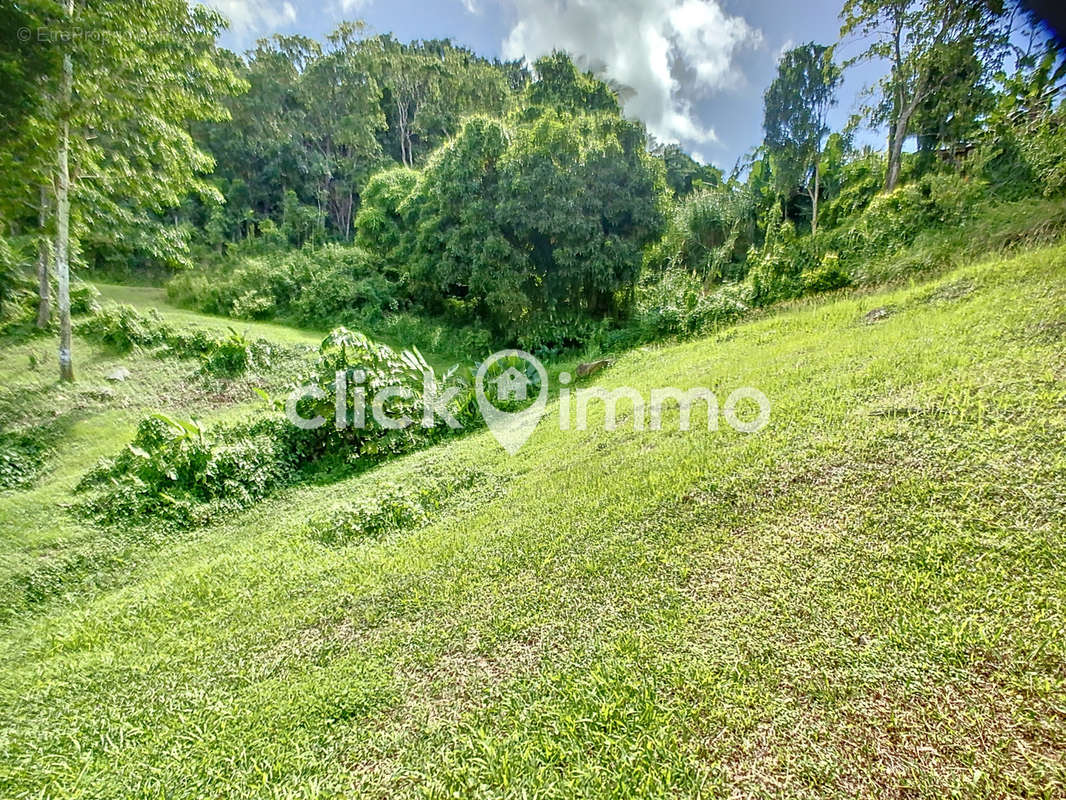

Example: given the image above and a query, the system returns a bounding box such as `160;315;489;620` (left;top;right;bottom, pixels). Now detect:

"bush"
229;289;275;320
78;305;275;378
841;172;988;263
69;281;101;315
80;305;173;351
0;427;54;490
199;328;271;377
166;245;400;329
75;414;296;526
288;327;478;463
634;269;749;338
647;186;756;283
801;252;851;293
73;328;485;527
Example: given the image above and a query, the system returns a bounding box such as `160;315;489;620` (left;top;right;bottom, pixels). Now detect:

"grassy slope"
93;283;327;347
1;245;1064;798
92;283;458;370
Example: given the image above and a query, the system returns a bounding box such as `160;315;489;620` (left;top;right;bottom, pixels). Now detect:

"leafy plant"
199;327;270;377
75;413;294;526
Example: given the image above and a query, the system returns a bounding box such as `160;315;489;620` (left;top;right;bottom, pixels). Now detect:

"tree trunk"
345;190;353;241
811;159;820;236
884;122;905;192
397;99;412;167
884;102;916;193
56;0;74;382
35;186;51;329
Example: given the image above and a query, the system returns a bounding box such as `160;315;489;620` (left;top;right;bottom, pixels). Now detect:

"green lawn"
1;245;1064;798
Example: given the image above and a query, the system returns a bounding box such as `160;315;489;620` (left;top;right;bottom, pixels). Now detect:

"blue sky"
208;0;891;171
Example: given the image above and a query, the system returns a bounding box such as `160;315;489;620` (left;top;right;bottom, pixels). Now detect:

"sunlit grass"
0;245;1063;797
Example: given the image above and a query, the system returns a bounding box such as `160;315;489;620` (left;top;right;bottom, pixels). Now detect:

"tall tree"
55;0;73;380
841;0;1007;192
35;187;51;328
302;23;386;238
38;0;242;379
762;42;841;234
0;0;61;329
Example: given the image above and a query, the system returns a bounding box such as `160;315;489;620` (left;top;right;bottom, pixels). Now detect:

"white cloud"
501;0;762;146
203;0;298;37
775;38;795;64
461;0;480;12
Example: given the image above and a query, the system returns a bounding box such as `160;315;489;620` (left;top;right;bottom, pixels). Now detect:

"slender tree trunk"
885;121;905;192
885;102;916;192
811;159;820;236
36;186;51;329
345;190;353;241
56;0;74;382
397;99;412;167
884;11;904;193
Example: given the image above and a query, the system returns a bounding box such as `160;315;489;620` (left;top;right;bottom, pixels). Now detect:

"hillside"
1;243;1064;797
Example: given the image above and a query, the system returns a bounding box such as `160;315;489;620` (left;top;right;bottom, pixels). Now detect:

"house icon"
492;366;531;402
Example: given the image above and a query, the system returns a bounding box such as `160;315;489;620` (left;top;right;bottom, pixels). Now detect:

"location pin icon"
475;350;549;455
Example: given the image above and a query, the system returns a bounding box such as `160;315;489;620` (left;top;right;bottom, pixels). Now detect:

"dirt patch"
862;306;894;325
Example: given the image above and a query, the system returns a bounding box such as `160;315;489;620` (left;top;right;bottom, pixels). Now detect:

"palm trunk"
56;0;74;382
36;186;51;329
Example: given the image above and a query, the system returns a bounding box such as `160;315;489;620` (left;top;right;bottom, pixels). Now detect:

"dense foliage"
0;0;1063;429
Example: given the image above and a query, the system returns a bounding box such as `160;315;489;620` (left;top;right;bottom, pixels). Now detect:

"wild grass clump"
0;427;55;490
304;465;494;545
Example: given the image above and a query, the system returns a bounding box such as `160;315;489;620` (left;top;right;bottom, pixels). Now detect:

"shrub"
0;427;53;490
199;328;271;377
75;414;295;525
635;269;749;338
841;172;988;263
73;328;483;527
801;252;851;293
165;245;399;329
289;327;478;462
229;289;275;320
647;186;756;283
69;281;101;315
78;305;276;378
80;305;173;351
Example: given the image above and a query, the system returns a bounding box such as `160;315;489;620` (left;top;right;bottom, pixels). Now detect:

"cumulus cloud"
203;0;298;37
502;0;762;145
